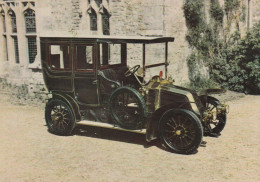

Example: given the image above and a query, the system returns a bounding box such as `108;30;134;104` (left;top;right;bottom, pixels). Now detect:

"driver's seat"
99;69;122;103
99;69;121;87
99;69;121;95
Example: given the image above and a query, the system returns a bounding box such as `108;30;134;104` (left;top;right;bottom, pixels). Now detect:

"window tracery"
27;36;37;63
24;8;36;33
96;0;102;7
101;8;110;35
24;7;37;64
1;10;6;32
89;8;97;31
8;9;16;33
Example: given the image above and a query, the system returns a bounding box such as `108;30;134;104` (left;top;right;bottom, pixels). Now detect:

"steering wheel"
124;65;140;77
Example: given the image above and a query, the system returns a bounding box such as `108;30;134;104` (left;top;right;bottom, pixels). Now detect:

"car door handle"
92;80;97;85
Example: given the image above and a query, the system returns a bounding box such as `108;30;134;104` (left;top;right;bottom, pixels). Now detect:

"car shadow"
155;143;199;155
46;125;201;155
73;125;156;149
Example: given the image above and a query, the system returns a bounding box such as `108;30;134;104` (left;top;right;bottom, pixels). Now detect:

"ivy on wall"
183;0;260;94
183;0;223;80
224;0;246;41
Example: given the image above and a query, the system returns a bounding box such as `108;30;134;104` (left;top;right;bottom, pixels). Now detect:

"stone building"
0;0;259;97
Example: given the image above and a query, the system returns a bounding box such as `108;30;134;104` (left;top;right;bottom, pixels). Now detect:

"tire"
159;109;203;154
109;86;146;130
45;99;75;136
206;96;227;134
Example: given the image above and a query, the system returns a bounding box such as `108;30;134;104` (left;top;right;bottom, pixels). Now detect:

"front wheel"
159;109;203;154
45;99;75;136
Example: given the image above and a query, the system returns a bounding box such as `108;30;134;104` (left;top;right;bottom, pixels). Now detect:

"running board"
77;120;146;134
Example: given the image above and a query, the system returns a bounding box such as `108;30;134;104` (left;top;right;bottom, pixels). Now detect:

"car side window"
49;45;70;70
100;43;121;67
109;44;121;65
76;45;93;70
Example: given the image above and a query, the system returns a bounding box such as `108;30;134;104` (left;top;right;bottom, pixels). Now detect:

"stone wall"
0;0;260;101
109;0;191;83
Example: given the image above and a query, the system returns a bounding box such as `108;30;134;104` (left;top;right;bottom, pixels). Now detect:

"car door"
43;44;73;92
73;44;99;105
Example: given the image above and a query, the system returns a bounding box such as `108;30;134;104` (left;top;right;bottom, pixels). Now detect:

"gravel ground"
0;91;259;182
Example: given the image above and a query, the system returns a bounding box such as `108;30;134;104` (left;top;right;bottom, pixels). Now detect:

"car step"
77;120;146;134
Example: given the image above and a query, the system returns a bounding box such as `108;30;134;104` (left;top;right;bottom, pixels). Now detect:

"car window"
100;43;121;66
49;45;70;70
109;44;121;65
76;45;93;70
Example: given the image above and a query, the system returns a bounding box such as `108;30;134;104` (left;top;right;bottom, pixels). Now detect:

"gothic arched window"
1;10;6;32
102;8;110;35
13;36;19;63
94;0;102;7
24;8;37;63
24;9;36;33
1;10;8;61
8;10;17;33
89;8;97;31
27;36;37;63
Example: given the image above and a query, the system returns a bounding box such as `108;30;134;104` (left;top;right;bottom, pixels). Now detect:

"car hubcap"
163;115;196;149
176;130;182;136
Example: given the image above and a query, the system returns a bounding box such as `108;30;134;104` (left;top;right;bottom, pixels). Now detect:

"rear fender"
50;93;81;121
199;95;221;107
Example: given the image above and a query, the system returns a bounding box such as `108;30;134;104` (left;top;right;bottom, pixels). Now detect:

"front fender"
146;102;196;142
198;88;226;96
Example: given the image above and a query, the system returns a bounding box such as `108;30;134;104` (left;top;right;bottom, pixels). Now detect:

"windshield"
99;40;170;82
145;43;166;80
127;42;169;82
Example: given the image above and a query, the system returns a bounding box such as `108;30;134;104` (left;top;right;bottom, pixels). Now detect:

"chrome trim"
190;103;200;115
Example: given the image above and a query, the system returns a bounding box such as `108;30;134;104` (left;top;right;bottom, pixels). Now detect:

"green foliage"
224;0;240;15
224;0;243;36
186;52;220;92
187;52;202;82
210;0;224;25
183;0;209;52
240;4;246;22
183;0;205;29
183;0;207;50
183;0;224;70
184;78;220;92
213;22;260;94
183;0;259;94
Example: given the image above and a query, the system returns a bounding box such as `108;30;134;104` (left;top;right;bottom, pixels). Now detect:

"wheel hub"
174;126;186;137
176;130;182;135
53;113;64;122
54;116;60;121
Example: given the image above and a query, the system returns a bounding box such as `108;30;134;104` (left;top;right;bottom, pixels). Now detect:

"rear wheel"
45;99;75;136
206;96;227;134
159;109;203;154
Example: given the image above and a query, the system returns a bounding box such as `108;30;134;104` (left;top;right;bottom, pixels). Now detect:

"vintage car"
40;35;228;154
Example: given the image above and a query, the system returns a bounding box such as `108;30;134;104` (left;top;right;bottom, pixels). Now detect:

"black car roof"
40;35;175;44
